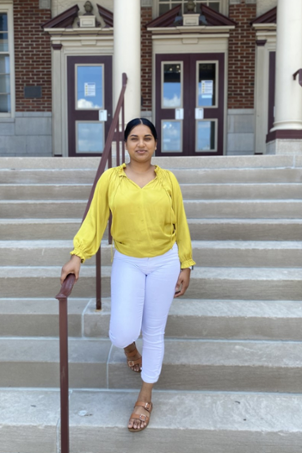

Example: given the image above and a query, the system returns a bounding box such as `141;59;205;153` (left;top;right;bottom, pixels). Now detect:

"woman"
60;118;195;432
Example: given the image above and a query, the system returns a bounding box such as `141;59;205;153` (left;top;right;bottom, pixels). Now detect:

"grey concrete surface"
188;219;302;241
3;239;302;267
0;154;298;169
1;338;302;392
0;298;89;337
1;266;302;300
2;182;302;200
0;389;60;453
1;167;302;185
1;218;302;241
2;199;302;219
0;338;111;388
2;389;302;453
2;297;302;341
0;218;84;240
108;339;302;392
0;240;111;266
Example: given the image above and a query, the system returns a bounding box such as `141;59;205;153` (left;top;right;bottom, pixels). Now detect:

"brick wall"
141;7;152;112
228;1;256;109
14;0;52;112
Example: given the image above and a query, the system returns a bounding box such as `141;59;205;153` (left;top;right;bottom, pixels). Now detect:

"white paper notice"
85;82;96;97
201;80;213;99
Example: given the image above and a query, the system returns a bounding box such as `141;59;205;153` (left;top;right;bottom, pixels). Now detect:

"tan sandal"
124;345;142;373
128;401;153;432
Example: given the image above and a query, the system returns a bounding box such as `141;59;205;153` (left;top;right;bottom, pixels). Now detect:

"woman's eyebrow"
130;134;153;138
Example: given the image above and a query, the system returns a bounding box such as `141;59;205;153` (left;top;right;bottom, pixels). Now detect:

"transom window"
158;0;221;16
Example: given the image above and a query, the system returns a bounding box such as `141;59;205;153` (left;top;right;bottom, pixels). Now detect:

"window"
0;3;14;117
156;0;228;17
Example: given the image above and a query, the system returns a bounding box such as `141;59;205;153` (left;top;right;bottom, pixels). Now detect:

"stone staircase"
1;155;302;453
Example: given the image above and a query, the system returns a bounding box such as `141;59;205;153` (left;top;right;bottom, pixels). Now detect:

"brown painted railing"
55;73;128;453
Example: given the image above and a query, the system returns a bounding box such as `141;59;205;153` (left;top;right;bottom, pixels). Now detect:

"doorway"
156;53;225;156
67;55;112;157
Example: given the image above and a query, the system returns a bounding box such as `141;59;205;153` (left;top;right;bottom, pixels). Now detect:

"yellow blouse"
71;164;196;269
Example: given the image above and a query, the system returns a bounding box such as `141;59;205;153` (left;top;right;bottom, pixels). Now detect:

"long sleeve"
169;171;196;269
70;169;112;263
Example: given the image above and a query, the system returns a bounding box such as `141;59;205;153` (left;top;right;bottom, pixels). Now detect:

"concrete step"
1;266;302;300
1;218;302;241
1;167;302;185
3;297;301;341
1;338;302;392
1;240;302;267
1;182;302;200
2;199;302;219
1;389;302;453
0;298;90;337
0;240;111;266
189;219;302;241
1;154;300;169
0;218;85;240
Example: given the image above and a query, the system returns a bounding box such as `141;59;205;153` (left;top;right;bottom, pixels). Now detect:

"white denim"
109;243;180;383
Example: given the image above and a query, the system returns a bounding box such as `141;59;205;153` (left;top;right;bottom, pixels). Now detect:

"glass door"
156;53;225;156
67;56;112;157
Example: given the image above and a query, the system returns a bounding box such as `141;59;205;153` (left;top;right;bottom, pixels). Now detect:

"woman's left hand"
174;268;191;297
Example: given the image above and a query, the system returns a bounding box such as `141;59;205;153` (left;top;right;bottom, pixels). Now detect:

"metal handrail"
55;73;128;453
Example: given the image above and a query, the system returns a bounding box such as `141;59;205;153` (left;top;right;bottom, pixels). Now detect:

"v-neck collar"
118;163;159;189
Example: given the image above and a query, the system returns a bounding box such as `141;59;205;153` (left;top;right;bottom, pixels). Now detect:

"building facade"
0;0;301;157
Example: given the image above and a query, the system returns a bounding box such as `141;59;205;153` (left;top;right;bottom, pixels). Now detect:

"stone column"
268;0;302;154
113;0;141;124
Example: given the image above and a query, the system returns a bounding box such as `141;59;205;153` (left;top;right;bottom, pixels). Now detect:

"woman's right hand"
60;255;82;285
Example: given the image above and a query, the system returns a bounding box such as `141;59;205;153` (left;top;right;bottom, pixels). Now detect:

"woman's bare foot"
128;382;153;431
124;342;142;372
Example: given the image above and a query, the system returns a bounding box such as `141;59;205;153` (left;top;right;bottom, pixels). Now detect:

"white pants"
109;243;180;383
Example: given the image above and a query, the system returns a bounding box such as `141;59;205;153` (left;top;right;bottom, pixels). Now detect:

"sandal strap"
130;412;150;423
125;348;140;358
134;401;152;413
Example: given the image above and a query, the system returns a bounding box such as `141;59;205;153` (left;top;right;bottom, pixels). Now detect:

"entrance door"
67;56;112;157
156;53;225;156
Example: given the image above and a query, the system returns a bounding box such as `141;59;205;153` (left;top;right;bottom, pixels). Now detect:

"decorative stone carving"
187;1;196;12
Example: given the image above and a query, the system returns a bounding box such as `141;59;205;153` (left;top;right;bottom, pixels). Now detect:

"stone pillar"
113;0;141;124
267;0;302;154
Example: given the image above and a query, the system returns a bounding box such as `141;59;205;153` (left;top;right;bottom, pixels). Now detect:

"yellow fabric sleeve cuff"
181;259;196;269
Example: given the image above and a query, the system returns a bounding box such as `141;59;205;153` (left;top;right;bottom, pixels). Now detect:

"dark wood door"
67;55;112;157
155;53;225;156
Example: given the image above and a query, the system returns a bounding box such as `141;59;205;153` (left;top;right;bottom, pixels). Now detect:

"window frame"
0;1;15;119
154;0;229;18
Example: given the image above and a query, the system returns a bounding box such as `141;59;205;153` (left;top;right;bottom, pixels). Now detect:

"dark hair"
124;118;158;142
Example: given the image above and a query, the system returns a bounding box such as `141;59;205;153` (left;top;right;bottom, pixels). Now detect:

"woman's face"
125;124;157;163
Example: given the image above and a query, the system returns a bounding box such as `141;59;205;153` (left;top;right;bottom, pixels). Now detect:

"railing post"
96;248;102;311
56;274;75;453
